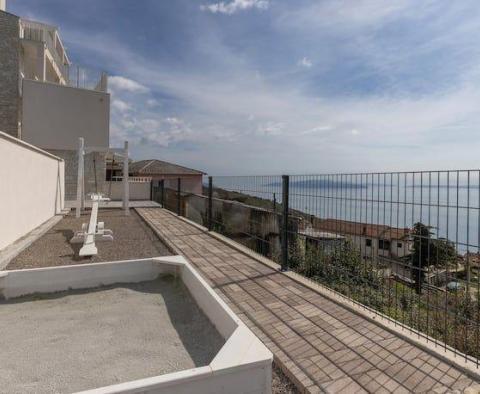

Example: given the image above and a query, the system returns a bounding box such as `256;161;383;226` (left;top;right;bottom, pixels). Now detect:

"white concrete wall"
106;181;150;201
0;131;64;251
0;0;6;11
21;79;110;150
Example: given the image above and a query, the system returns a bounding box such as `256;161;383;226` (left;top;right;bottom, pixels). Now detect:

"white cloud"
200;0;269;15
301;126;332;135
111;111;194;148
146;99;159;108
165;117;182;126
298;57;313;68
111;99;131;113
108;75;193;148
109;76;149;93
257;121;285;136
66;2;480;173
279;0;414;33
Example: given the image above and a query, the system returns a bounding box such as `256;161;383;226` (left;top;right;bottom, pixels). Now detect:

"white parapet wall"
21;79;110;150
106;180;151;201
0;256;273;394
0;131;65;251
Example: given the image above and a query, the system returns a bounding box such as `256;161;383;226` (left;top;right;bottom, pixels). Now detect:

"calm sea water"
213;176;480;253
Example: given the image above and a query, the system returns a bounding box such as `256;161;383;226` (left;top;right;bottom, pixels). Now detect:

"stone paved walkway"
137;208;478;394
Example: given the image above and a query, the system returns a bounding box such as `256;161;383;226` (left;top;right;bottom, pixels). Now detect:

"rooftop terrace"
3;127;480;392
5;202;480;392
137;207;480;393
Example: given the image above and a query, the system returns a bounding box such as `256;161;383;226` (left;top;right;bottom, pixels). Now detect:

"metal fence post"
281;175;289;271
160;180;165;207
177;178;181;215
208;176;213;231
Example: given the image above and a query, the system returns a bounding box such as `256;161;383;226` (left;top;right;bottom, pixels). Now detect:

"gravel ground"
272;363;300;394
0;276;224;394
5;208;299;392
7;209;171;270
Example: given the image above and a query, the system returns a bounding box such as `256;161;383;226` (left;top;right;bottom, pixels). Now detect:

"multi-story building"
0;1;110;200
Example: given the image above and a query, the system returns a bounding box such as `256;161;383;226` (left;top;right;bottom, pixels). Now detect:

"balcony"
19;19;107;92
20;19;70;83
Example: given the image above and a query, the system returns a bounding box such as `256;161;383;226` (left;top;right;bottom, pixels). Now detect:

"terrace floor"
137;207;479;394
7;209;171;270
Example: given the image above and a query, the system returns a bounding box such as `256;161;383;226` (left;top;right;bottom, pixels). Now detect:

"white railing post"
75;137;84;218
123;141;129;215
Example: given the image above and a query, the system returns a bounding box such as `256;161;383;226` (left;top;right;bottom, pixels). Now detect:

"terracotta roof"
129;160;206;176
310;218;410;241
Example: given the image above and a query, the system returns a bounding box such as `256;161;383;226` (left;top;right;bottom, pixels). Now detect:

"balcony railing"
155;170;480;367
20;19;107;92
111;176;152;183
67;66;108;92
20;19;69;80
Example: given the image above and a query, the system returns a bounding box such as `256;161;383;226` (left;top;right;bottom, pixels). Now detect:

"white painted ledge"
0;130;63;161
0;214;65;270
0;256;273;394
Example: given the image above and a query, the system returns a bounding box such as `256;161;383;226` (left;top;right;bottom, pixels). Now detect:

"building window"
366;239;372;247
397;242;403;248
379;239;391;250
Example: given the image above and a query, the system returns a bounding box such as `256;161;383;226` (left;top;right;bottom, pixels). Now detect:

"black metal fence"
155;171;480;365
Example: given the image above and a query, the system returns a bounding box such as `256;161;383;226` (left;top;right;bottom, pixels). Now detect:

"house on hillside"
306;218;412;260
298;228;347;255
129;159;206;195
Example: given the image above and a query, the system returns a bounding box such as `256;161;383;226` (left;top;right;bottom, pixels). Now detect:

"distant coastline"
267;180;367;189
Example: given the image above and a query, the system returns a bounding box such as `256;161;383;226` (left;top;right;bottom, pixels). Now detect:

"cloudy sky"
8;0;480;174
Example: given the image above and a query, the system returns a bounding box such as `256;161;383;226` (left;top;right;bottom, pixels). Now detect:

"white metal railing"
111;176;152;183
67;66;108;92
20;19;70;80
20;19;107;92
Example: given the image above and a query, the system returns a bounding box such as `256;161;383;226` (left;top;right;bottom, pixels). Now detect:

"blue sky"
8;0;480;174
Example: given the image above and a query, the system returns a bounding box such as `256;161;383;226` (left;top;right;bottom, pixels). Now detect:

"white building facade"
0;1;110;200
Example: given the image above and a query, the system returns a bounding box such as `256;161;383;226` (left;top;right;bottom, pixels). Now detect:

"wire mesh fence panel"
210;176;283;262
159;170;480;365
286;171;480;364
151;182;178;214
151;178;209;226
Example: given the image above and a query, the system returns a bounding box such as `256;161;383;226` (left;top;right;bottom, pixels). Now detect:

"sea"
212;173;480;254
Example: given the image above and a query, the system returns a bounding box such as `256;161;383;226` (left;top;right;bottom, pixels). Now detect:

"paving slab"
137;207;479;393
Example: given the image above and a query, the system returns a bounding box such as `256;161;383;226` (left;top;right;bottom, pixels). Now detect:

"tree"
411;222;457;294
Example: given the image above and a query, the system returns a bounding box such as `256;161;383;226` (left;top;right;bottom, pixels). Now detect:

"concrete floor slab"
0;276;224;393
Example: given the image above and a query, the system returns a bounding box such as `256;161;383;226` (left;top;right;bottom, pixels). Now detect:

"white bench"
70;194;113;256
